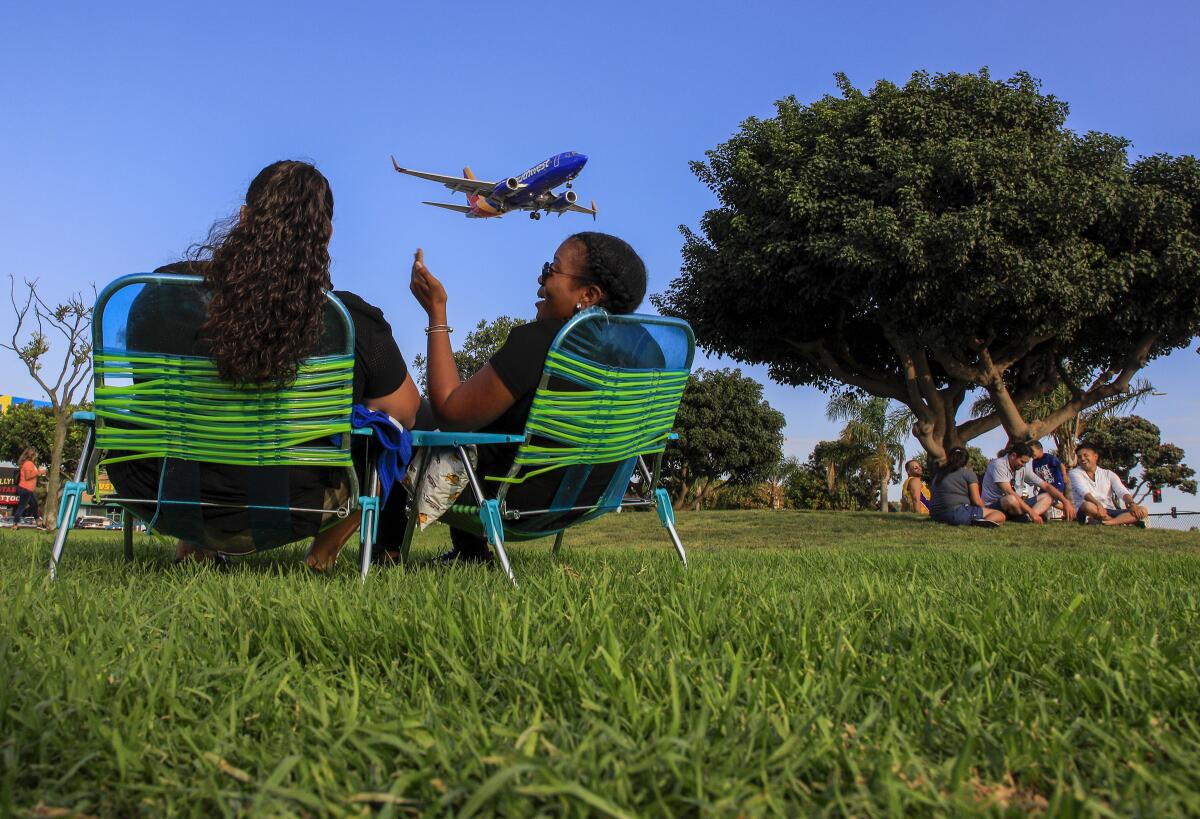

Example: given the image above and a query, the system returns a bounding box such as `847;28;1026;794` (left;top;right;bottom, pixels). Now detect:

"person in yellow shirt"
900;459;930;515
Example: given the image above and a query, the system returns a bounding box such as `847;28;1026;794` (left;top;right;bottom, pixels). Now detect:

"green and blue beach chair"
400;307;695;585
49;272;385;579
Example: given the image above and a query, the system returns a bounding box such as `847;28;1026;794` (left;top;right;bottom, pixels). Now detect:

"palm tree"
826;393;913;512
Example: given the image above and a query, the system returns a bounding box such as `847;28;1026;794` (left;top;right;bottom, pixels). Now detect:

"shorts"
931;504;984;526
985;500;1006;512
1077;506;1122;523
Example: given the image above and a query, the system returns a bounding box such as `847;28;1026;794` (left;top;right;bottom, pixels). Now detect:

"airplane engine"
492;177;521;199
548;190;579;212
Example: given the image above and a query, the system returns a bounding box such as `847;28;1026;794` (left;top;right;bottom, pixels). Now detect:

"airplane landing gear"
530;211;541;220
566;181;573;189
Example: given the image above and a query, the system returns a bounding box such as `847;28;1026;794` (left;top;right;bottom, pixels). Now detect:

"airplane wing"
567;199;598;220
391;156;496;196
421;201;474;214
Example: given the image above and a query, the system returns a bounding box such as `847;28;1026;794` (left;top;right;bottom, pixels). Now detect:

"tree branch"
1030;333;1157;437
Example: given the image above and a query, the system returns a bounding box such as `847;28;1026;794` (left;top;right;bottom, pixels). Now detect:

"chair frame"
48;273;383;580
398;308;692;586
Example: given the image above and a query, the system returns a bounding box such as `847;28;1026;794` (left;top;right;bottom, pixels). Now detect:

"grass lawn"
3;511;1200;816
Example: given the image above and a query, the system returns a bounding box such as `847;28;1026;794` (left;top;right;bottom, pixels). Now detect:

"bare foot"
174;540;222;564
305;512;361;573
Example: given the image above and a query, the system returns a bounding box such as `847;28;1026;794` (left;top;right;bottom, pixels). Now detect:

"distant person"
928;447;1004;527
900;459;930;515
1029;440;1075;521
1069;444;1150;526
12;447;45;526
980;442;1072;523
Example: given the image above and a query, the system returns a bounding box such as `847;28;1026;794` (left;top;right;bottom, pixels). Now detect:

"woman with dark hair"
325;232;651;567
928;447;1005;527
110;160;420;567
12;447;45;526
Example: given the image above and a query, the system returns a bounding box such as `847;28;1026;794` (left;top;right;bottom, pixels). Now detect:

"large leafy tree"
664;368;786;510
826;393;911;512
653;69;1200;463
1079;416;1196;501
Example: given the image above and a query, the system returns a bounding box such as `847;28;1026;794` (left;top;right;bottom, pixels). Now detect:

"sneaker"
971;518;1001;528
430;545;494;567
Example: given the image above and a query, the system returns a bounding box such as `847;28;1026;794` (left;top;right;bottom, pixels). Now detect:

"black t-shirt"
131;264;408;404
484;319;566;436
332;290;409;403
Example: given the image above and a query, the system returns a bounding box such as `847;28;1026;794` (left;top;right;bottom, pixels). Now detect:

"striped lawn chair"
400;308;695;585
49;273;383;579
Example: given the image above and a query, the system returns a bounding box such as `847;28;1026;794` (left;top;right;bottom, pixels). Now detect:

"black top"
130;263;408;404
484;320;566;437
474;319;565;481
332;290;409;403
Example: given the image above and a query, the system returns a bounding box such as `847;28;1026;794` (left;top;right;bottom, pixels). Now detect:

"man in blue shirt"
1030;440;1072;520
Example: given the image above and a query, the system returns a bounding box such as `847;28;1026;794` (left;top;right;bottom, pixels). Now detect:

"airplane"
390;151;597;220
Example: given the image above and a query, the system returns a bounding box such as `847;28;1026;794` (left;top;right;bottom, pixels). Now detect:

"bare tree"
2;277;93;529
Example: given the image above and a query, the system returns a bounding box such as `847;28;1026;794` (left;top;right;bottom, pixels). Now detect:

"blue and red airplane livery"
390;152;597;220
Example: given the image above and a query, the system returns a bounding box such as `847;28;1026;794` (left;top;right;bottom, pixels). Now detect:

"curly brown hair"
193;160;334;385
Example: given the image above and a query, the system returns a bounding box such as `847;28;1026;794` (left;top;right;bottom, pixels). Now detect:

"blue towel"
351;404;413;503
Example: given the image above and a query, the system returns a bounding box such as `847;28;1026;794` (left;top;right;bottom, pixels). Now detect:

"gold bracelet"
424;325;453;335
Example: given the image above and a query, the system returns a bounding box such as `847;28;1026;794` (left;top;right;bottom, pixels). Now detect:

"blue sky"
2;1;1197;507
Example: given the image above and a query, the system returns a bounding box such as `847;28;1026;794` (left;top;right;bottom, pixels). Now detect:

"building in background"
0;394;51;414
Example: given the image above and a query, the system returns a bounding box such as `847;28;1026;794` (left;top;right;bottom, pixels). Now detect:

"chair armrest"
411;431;523;447
668;432;679;441
350;427;375;437
73;410;96;423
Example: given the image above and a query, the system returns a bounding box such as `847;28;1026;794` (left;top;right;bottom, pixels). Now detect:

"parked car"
76;515;113;529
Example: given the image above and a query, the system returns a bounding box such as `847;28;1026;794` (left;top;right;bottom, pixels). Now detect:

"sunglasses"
539;261;590;285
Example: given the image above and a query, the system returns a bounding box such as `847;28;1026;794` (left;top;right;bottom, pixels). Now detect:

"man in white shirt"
1069;444;1150;526
981;442;1073;523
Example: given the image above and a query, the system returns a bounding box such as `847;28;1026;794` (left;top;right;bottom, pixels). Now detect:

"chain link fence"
1147;509;1200;532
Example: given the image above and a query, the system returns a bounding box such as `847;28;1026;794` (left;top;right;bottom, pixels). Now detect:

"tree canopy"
653;69;1200;462
1079;415;1196;501
664;368;786;510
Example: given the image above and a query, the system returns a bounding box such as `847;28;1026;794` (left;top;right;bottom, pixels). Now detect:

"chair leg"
552;530;565;558
49;426;93;580
655;488;687;568
479;499;517;587
358;468;381;582
122;509;134;563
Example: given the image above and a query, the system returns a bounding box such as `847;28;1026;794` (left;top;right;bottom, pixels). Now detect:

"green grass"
3;511;1200;817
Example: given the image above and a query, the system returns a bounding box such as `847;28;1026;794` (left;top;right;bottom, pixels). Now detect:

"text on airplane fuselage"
517;160;552;183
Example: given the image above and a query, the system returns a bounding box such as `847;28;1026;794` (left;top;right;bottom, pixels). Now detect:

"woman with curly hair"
110;160;419;568
353;232;651;566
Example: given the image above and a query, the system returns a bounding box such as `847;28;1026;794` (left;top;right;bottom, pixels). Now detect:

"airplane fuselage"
468;151;588;217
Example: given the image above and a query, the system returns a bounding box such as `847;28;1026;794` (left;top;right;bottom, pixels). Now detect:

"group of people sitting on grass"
106;159;650;569
901;441;1150;528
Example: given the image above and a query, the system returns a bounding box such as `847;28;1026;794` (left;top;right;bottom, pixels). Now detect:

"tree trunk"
45;412;69;530
879;467;890;513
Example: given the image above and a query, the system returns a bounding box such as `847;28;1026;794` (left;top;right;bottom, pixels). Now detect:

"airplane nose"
575;154;588;167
